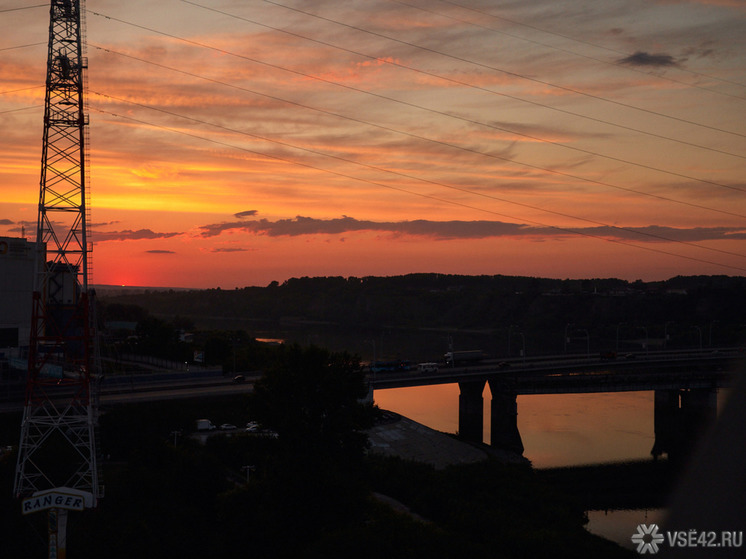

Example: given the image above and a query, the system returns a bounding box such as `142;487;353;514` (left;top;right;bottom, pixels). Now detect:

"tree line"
99;274;746;363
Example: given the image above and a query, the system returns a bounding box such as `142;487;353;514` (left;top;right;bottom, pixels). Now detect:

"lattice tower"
14;0;101;504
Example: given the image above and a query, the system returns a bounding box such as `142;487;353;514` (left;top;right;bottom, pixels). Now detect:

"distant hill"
98;274;746;361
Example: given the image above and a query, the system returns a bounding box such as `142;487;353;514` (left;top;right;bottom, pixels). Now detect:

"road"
0;371;260;414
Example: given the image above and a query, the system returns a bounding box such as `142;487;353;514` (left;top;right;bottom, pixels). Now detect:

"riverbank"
366;410;527;468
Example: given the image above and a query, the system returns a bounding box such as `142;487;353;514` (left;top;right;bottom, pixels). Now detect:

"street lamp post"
517;332;526;363
616;323;626;353
508;325;518;356
664;321;674;349
242;465;255;484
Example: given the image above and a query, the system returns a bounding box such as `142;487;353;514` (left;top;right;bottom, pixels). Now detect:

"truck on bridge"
195;419;217;431
444;350;485;366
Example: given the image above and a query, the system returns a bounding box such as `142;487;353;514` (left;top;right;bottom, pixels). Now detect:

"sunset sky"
2;0;745;288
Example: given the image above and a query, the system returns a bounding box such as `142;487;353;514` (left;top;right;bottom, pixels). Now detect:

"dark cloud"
92;229;181;242
197;221;248;237
145;249;176;254
592;225;746;243
681;41;716;60
210;247;253;253
234;210;258;219
0;219;14;226
618;51;679;68
197;215;527;239
197;215;746;243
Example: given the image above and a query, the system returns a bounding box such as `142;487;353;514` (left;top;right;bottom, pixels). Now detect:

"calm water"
373;384;657;468
373;384;726;549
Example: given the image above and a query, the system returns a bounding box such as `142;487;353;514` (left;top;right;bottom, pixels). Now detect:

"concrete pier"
488;379;524;454
651;386;718;461
458;380;484;443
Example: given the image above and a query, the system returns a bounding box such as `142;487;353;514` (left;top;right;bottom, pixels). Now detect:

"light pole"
365;339;377;371
664;321;674;349
517;332;526;363
616;322;626;353
508;325;518;356
242;465;255;484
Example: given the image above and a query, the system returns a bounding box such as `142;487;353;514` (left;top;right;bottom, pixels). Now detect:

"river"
373;384;727;550
373;385;658;467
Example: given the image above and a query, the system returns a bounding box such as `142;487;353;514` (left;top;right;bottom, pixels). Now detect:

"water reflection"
374;384;655;468
373;384;665;548
586;508;664;550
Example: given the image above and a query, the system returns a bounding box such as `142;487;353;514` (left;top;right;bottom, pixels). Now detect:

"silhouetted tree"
250;344;371;461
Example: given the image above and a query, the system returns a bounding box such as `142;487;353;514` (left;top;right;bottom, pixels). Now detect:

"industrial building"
0;236;36;359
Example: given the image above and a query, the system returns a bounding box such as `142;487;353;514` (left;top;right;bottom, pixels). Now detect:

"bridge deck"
370;349;741;394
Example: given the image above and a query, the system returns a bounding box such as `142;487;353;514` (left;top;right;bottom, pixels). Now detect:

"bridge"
2;348;739;460
369;348;742;459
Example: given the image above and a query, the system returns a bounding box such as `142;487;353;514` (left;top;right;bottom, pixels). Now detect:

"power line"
88;103;746;274
90;42;746;210
0;85;43;95
0;104;40;115
5;6;735;272
263;0;746;140
389;0;746;102
0;42;46;51
434;0;746;91
89;90;746;264
176;2;745;193
92;9;746;162
0;4;46;14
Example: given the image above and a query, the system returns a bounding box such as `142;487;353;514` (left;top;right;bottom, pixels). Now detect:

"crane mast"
14;0;101;520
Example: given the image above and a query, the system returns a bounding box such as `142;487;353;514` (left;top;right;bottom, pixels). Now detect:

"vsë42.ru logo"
632;524;743;555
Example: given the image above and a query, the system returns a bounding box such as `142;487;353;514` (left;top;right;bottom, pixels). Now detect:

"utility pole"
14;1;101;555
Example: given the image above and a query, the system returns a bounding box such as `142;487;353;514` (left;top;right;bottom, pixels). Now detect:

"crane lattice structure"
14;0;101;508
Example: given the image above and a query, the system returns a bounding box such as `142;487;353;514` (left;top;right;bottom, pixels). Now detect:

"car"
220;423;237;430
245;421;259;432
232;374;245;383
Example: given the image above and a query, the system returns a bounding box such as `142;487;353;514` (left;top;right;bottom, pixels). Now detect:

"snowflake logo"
631;524;664;554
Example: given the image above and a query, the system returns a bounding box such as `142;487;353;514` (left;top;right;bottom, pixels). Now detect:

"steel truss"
14;0;101;504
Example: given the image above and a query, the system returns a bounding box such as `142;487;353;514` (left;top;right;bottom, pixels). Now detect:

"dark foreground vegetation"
1;345;632;558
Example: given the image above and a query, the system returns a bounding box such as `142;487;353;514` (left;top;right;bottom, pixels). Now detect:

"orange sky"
2;0;745;288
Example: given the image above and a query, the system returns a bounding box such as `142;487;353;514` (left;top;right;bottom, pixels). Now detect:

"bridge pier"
652;389;680;460
488;379;524;454
458;380;484;443
652;386;718;461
